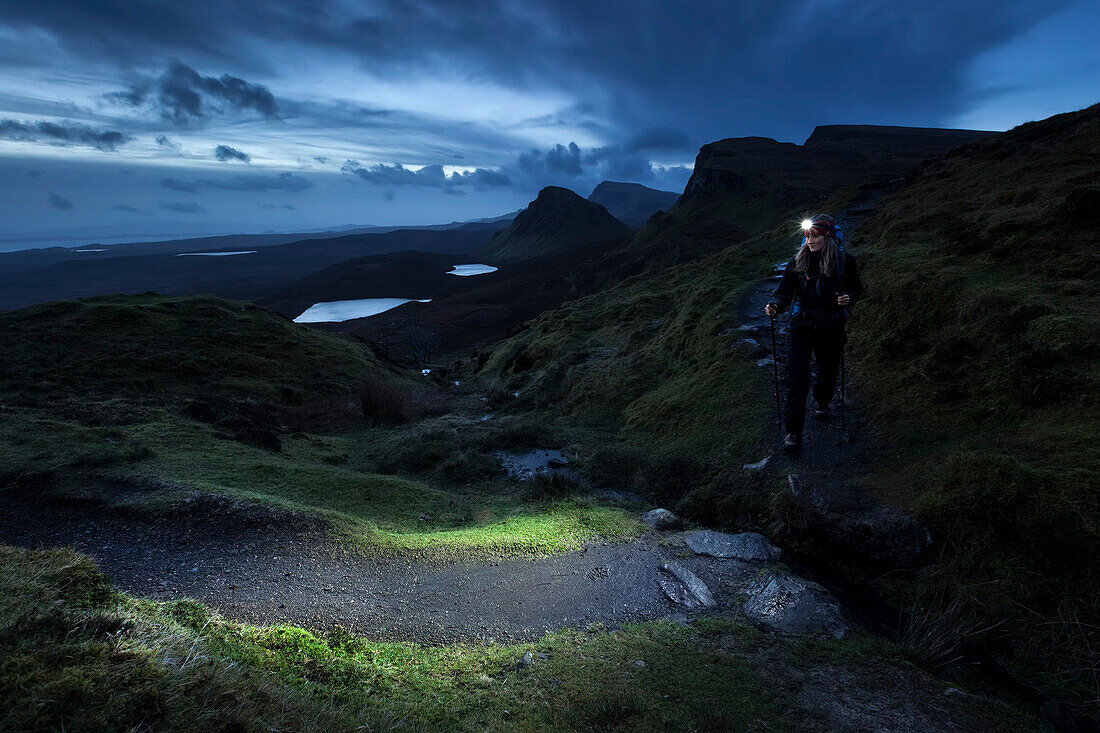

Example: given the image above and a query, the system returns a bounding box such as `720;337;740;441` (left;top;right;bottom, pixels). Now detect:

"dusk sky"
1;0;1097;250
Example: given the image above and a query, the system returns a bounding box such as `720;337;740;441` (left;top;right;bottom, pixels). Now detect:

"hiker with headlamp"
764;214;864;451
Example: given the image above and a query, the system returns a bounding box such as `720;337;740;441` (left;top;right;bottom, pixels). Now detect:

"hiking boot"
813;401;829;421
783;433;801;451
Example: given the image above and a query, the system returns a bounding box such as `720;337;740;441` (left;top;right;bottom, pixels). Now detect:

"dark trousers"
784;324;846;435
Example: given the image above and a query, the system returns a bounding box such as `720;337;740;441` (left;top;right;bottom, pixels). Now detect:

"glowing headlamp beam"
801;219;815;232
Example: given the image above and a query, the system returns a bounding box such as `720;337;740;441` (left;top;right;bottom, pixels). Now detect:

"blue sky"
0;0;1096;249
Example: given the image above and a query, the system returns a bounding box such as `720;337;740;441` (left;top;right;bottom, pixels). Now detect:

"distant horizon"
0;176;686;253
1;0;1095;248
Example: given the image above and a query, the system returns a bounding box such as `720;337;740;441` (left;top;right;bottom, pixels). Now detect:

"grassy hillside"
0;293;637;555
847;103;1100;711
0;293;391;404
471;111;1099;713
471;219;808;527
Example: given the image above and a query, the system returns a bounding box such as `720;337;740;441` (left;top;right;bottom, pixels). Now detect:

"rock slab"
743;572;848;639
657;560;716;609
684;530;782;562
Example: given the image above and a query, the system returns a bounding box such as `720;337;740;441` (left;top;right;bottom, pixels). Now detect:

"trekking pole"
769;314;782;425
840;348;846;432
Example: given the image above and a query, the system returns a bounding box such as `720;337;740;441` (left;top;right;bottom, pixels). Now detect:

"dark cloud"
0;0;1068;144
503;141;693;195
109;62;278;124
586;148;654;182
313;156;329;164
625;128;694;153
206;172;310;191
163;172;310;192
162;177;199;193
518;142;582;178
156;134;182;154
160;201;206;214
338;139;687;198
341;160;511;190
214;144;251;163
261;203;296;209
0;119;130;151
112;205;143;213
47;192;74;210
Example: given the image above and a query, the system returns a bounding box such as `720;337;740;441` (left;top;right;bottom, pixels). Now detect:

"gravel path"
0;491;730;645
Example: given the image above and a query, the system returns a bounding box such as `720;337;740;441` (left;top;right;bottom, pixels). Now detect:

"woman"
764;214;864;450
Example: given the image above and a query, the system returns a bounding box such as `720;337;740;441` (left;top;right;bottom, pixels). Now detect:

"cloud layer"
0;120;129;151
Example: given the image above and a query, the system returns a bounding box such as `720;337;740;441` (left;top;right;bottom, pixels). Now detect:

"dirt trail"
1;491;711;644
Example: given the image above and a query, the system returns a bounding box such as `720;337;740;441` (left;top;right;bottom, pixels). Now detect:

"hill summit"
479;186;632;262
588;181;680;227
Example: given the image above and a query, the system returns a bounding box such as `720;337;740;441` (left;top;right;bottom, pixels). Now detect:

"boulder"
684;530;782;562
743;572;848;639
642;508;682;530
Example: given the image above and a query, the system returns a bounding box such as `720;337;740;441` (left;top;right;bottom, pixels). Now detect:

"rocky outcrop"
479;186;632;262
681;125;997;202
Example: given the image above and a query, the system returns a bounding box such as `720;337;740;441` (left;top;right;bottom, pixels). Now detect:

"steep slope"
589;125;996;287
478;186;631;262
588;181;680;227
469;112;1098;715
847;103;1100;711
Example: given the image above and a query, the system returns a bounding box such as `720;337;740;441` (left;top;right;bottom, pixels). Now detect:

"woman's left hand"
837;294;850;307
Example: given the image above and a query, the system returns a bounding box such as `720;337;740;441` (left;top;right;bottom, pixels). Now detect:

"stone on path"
742;455;771;471
642;508;681;530
742;572;848;639
685;530;782;562
657;560;716;609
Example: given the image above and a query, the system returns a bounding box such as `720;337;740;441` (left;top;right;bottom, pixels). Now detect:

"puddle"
495;449;570;480
447;264;498;276
294;298;431;323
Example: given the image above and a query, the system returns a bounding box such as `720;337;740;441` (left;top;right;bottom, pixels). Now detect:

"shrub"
356;377;406;426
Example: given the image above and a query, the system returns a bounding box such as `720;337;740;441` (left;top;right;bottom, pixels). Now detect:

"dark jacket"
773;249;864;326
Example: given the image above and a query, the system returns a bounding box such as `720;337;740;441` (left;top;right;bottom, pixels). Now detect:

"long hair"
794;213;839;277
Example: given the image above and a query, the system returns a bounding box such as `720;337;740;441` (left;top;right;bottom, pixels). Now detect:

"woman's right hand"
764;304;777;318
